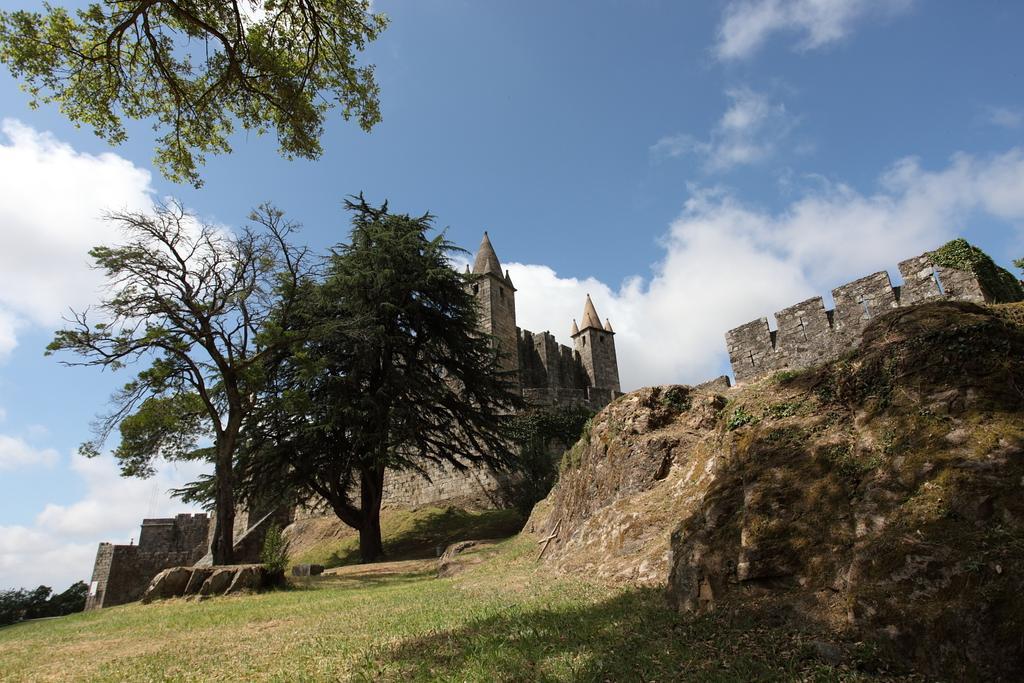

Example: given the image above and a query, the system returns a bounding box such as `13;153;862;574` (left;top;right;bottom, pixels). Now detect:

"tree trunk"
211;432;237;565
358;465;386;562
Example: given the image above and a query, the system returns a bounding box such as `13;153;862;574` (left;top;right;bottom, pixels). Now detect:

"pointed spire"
580;294;602;332
604;318;614;333
472;231;503;278
571;318;580;336
505;269;514;287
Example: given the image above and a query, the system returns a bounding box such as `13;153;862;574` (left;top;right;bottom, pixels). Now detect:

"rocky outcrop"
141;564;272;603
139;567;193;602
530;301;1024;680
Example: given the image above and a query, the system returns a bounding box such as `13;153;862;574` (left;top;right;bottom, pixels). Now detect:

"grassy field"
287;506;525;570
0;513;911;682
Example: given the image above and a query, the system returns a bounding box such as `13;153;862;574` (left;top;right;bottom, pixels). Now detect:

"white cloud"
35;452;207;538
652;87;796;172
0;119;154;358
985;106;1024;130
716;0;914;61
506;148;1024;390
0;450;208;590
0;434;59;470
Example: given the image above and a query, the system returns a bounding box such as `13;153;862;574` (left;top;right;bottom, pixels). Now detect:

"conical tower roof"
472;232;504;278
579;294;603;332
604;318;614;333
571;319;579;336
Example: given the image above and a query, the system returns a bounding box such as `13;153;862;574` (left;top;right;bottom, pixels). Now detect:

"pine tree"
246;196;522;562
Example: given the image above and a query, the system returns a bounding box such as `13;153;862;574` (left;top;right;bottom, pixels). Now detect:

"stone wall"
726;249;989;384
518;328;590;393
138;513;210;558
293;459;510;522
381;460;510;510
85;543;198;609
85;513;210;610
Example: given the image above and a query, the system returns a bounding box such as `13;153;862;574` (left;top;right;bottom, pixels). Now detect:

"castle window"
499;287;505;299
472;284;479;295
599;335;604;343
582;337;586;347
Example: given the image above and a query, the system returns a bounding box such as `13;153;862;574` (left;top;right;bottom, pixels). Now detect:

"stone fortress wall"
85;513;210;610
725;250;990;384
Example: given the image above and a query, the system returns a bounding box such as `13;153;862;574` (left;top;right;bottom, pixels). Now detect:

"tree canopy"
0;582;87;626
243;196;523;561
0;1;387;186
47;202;313;564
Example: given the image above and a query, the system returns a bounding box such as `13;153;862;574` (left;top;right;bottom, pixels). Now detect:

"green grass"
0;507;912;681
289;506;525;569
0;535;900;682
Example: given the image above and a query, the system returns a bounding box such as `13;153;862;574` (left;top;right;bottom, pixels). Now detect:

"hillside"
0;531;921;681
528;300;1024;680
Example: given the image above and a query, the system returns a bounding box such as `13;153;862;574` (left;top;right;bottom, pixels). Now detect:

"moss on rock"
931;237;1024;303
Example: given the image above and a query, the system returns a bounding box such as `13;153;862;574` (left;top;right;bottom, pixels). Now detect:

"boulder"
183;567;214;596
140;567;194;603
198;568;236;596
225;565;267;595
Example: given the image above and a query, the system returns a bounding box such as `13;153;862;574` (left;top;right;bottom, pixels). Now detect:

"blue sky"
2;0;1023;589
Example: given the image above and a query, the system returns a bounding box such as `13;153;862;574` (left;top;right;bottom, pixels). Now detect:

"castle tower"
471;232;519;383
571;294;620;393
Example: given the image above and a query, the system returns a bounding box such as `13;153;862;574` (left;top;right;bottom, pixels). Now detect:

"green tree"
0;581;87;626
0;1;387;186
246;196;523;562
47;201;312;564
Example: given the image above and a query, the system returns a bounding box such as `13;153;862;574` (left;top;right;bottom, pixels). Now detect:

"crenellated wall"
517;328;593;396
85;513;210;610
726;249;989;384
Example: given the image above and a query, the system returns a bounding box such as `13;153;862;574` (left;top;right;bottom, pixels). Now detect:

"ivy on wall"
505;404;594;515
931;238;1024;303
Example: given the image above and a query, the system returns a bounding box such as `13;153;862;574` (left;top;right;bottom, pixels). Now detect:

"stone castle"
84;236;1014;609
85;232;622;609
471;232;621;407
725;248;993;384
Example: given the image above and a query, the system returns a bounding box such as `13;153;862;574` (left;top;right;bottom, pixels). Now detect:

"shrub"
726;406;759;431
260;524;291;582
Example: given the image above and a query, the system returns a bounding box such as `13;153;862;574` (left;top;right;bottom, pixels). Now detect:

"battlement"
516;326;620;409
726;248;990;384
86;513;211;610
